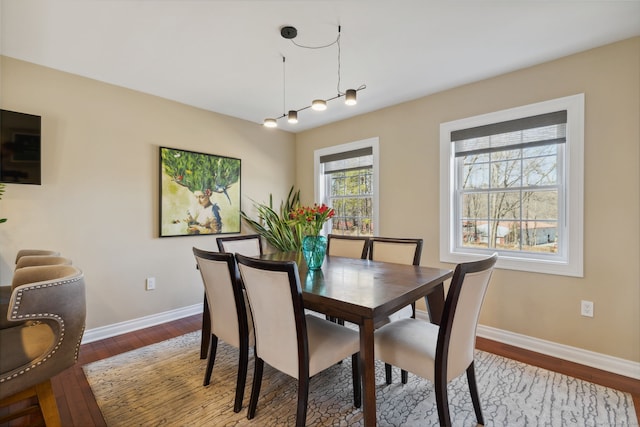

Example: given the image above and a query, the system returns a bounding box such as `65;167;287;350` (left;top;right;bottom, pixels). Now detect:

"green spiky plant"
240;186;302;251
0;183;6;223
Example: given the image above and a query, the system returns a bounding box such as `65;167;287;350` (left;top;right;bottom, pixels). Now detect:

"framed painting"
159;146;241;237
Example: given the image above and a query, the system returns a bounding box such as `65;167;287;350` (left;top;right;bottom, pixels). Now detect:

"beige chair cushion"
375;318;439;381
219;239;261;257
241;267;298;377
370;241;419;265
305;315;360;377
14;250;59;264
0;323;55;374
328;238;367;258
15;256;72;270
197;257;254;348
239;263;359;380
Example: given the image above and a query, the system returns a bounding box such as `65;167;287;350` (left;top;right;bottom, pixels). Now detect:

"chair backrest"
15;255;72;270
217;234;263;257
437;253;498;381
11;262;74;289
327;234;369;259
2;264;86;399
369;237;423;265
193;247;252;348
236;254;306;379
14;249;60;264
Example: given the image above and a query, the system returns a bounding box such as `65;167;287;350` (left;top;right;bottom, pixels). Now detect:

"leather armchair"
0;264;87;426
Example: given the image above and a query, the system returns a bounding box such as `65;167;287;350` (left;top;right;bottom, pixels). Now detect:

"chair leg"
234;339;250;413
467;362;484;426
35;380;62;427
247;358;264;420
203;335;218;386
435;375;451;427
200;295;210;359
385;363;393;384
296;375;310;427
351;354;361;408
401;369;408;384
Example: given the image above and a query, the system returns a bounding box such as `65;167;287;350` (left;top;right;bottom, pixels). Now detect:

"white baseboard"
477;324;640;380
81;303;203;344
415;310;640;380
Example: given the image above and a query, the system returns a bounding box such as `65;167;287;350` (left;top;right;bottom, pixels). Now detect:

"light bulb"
263;118;277;128
311;99;327;111
345;89;357;106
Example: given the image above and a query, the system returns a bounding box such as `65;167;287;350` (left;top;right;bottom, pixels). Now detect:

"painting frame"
159;146;241;237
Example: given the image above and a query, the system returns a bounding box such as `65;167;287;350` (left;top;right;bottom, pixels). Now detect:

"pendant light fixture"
311;99;327;111
345;89;357;106
262;25;366;128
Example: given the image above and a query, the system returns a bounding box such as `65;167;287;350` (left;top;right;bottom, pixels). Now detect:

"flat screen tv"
0;109;41;185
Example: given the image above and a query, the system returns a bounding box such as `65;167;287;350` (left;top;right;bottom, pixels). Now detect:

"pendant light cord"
282;56;286;115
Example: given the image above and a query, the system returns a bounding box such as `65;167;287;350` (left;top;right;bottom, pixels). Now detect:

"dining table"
259;251;453;427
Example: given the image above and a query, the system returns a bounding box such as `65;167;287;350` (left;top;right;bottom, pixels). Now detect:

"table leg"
200;294;210;359
359;318;376;426
425;282;445;325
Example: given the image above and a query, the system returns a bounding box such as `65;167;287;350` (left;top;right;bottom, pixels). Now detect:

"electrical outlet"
146;277;156;291
580;300;593;317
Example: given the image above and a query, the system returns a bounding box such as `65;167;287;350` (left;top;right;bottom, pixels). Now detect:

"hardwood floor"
2;314;638;426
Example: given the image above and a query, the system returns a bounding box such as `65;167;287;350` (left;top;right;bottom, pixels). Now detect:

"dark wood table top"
261;251;453;326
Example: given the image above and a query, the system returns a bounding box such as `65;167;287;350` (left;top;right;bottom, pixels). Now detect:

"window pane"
523;155;557;186
488;191;521;222
462;158;490;189
461;220;489;248
523;190;558;221
462;193;489;220
521;220;558;253
490;158;522;188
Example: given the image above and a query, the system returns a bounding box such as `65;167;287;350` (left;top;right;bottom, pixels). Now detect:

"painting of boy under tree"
160;147;241;237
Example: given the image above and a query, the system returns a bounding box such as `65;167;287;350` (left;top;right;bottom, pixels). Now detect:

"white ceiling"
1;1;639;133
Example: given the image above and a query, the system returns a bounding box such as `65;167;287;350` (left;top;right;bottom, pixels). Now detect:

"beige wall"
0;56;296;330
295;38;640;362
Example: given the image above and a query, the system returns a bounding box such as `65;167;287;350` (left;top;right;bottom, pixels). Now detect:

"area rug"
83;331;637;426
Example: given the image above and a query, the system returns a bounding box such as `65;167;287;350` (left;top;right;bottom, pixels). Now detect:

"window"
315;138;379;237
440;94;584;277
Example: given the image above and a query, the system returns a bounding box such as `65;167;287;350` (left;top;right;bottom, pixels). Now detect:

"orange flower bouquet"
289;203;336;237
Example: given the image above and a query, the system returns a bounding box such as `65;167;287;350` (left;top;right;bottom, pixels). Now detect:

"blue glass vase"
302;235;327;270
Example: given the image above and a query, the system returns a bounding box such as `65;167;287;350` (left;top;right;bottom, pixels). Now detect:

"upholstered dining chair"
199;234;262;358
235;254;361;426
193;247;254;413
369;236;424;383
0;264;86;427
374;253;498;427
326;234;369;259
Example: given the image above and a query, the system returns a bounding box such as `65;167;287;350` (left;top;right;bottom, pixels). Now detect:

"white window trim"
439;94;584;277
314;137;380;236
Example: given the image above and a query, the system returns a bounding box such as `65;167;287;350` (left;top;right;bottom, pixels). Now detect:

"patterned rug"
83;331;637;426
